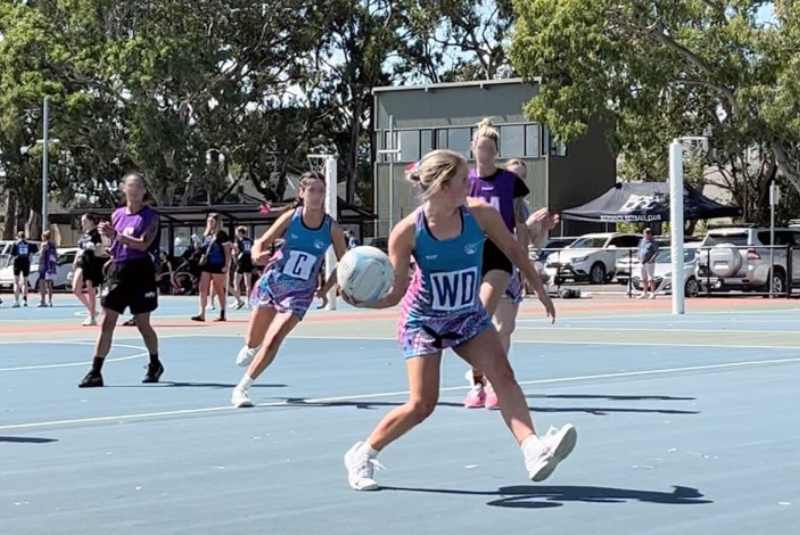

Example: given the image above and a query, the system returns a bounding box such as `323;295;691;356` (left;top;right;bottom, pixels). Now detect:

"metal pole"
325;155;338;310
769;182;777;298
388;115;395;231
669;140;685;315
42;97;50;232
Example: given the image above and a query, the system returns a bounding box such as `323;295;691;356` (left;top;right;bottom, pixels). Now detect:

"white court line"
517;317;800;325
1;354;799;432
518;326;800;335
2;333;800;352
0;342;147;372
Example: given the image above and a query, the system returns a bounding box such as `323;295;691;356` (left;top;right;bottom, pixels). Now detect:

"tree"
509;0;800;224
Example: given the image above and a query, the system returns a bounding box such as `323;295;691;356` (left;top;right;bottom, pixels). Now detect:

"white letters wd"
430;267;478;311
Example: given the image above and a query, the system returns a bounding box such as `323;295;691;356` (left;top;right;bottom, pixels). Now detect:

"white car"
545;232;642;284
0;248;78;290
631;243;702;296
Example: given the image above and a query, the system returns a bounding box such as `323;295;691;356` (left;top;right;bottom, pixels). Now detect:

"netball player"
78;173;162;388
341;149;574;490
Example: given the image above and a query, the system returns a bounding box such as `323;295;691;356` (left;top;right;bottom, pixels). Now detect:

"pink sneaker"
485;384;499;410
464;384;486;409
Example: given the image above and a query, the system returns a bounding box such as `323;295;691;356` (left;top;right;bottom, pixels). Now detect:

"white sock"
521;434;542;451
358;442;379;458
237;375;254;390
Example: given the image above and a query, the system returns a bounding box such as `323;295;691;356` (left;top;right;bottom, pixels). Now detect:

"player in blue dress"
341;149;576;491
231;171;348;408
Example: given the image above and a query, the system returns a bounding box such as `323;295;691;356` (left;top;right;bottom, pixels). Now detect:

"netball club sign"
599;193;668;222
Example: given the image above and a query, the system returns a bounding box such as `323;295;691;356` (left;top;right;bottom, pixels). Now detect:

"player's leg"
193;272;211;320
231;312;300;407
235;304;277;367
465;268;511;408
455;327;577;482
211;273;226;321
344;351;442;490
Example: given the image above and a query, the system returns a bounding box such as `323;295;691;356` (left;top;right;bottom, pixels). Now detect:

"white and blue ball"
337;246;394;303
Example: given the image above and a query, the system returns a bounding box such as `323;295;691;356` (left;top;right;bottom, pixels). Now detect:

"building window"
448;128;471;158
525;124;541;158
499;125;524;158
398;130;420;162
420;130;433;154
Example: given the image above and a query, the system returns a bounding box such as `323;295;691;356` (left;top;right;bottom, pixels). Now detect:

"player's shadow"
104;382;287;389
161;382;288;389
528;394;696;402
280;398;699;415
383;485;712;507
0;436;58;444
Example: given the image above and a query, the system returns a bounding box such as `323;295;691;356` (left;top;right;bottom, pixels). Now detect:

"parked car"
544;232;642;284
537;237;577;263
695;226;800;293
0;247;78;290
631;243;702;296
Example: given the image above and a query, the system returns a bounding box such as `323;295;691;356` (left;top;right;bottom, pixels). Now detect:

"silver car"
695;227;800;294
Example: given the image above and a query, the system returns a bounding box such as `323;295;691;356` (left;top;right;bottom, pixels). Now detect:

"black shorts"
201;263;226;274
101;258;158;315
13;259;30;278
79;255;106;287
237;257;253;274
481;239;513;276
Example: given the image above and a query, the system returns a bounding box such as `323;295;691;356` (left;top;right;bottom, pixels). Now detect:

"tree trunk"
26;209;42;241
2;190;17;240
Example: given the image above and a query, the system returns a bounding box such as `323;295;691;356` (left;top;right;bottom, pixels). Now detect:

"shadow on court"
527;394;696;402
0;436;59;444
382;484;712;507
280;398;700;415
102;382;288;389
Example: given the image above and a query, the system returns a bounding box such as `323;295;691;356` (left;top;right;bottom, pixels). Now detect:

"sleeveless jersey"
401;206;485;322
262;208;332;295
468;168;519;232
110;206;159;263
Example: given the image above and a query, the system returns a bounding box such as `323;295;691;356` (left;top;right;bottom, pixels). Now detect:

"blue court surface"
1;297;799;534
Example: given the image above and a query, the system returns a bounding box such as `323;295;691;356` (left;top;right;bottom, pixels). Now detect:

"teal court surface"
1;296;799;534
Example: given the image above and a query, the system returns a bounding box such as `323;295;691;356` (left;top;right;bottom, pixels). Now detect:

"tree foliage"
0;0;515;238
509;0;800;224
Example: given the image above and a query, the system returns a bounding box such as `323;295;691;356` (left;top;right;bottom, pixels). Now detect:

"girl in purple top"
465;119;531;410
79;173;163;388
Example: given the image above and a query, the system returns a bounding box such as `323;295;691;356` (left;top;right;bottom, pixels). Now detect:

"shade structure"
562;182;741;223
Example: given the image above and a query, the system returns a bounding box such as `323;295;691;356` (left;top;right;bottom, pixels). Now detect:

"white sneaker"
344;442;382;491
236;345;260;367
231;387;254;408
532;424;578;481
649;293;656;299
12;301;20;308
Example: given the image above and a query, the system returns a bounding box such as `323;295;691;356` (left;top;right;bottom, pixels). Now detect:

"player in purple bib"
230;171;348;408
465;119;531;409
341;149;576;491
495;160;561;367
79;173;163;388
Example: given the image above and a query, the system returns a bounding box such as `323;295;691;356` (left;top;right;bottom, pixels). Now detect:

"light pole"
41;97;50;230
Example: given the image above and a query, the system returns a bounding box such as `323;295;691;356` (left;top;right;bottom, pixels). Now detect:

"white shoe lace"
541;426;560;450
352;456;386;480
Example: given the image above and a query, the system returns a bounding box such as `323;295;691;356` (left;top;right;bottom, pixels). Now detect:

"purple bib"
110;206;158;262
468;168;517;231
